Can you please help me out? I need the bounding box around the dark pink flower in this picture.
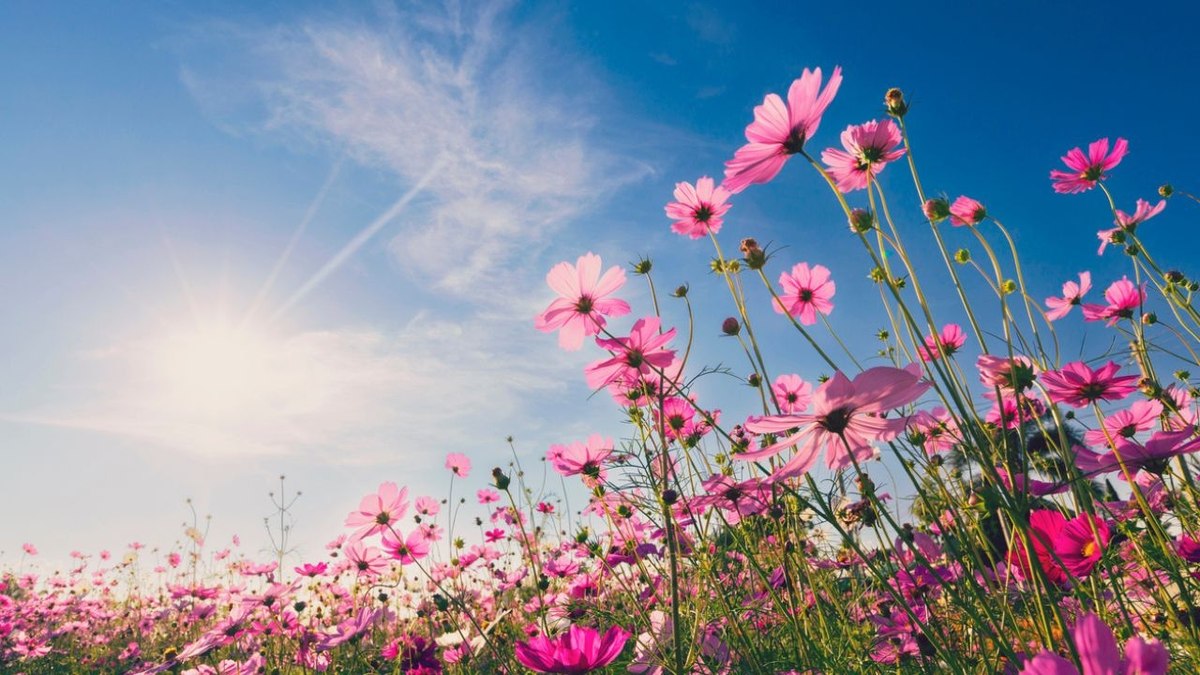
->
[722,67,843,193]
[743,365,929,480]
[1054,513,1110,578]
[1049,137,1129,194]
[535,253,632,351]
[917,324,967,361]
[820,118,906,192]
[1081,277,1145,325]
[1008,509,1068,585]
[948,196,987,226]
[585,317,677,390]
[514,624,631,674]
[1097,199,1165,254]
[773,262,835,325]
[665,176,732,239]
[1041,361,1139,408]
[1045,272,1092,321]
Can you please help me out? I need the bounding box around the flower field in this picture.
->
[5,66,1200,674]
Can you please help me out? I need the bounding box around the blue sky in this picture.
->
[2,1,1198,566]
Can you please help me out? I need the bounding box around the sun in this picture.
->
[149,320,278,419]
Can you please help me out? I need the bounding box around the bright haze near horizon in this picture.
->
[2,0,1198,570]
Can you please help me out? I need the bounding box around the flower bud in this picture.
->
[922,198,950,223]
[1001,279,1017,295]
[673,284,689,298]
[1143,312,1157,325]
[740,237,766,269]
[632,257,653,275]
[954,249,971,264]
[1175,370,1191,382]
[662,489,678,505]
[491,467,511,491]
[868,267,887,283]
[721,317,741,336]
[1166,270,1185,284]
[747,373,761,387]
[1159,184,1174,198]
[849,208,874,233]
[884,88,908,117]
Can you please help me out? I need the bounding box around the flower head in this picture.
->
[665,176,732,239]
[1020,612,1167,675]
[514,624,631,674]
[949,196,987,227]
[585,317,677,390]
[773,262,835,325]
[548,434,614,483]
[1041,361,1139,408]
[1081,277,1145,325]
[445,453,471,478]
[771,374,813,414]
[344,482,410,539]
[1045,272,1092,321]
[1097,199,1165,254]
[821,119,906,192]
[722,67,843,193]
[1049,137,1129,194]
[535,253,632,351]
[917,324,967,362]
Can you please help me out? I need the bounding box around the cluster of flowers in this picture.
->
[4,67,1198,673]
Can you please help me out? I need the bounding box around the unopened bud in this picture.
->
[633,258,653,275]
[662,489,678,505]
[1001,279,1017,295]
[849,208,874,233]
[954,248,970,264]
[740,238,766,269]
[1143,312,1157,325]
[1159,184,1174,198]
[673,284,689,298]
[491,467,510,491]
[747,373,761,387]
[884,88,908,117]
[1166,270,1185,284]
[869,267,887,283]
[721,317,741,336]
[923,198,950,223]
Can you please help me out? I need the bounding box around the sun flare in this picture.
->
[150,321,278,418]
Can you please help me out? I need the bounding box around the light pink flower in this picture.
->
[445,453,471,478]
[585,317,677,390]
[1097,199,1165,254]
[743,365,929,480]
[515,624,631,674]
[381,528,431,566]
[948,196,987,226]
[535,253,631,351]
[665,176,732,239]
[1084,399,1162,446]
[477,489,500,504]
[414,496,440,517]
[821,119,906,192]
[1049,137,1129,194]
[722,66,843,193]
[1041,361,1139,408]
[771,374,813,414]
[548,434,614,482]
[1020,612,1167,674]
[344,482,410,539]
[1081,277,1145,325]
[773,262,835,325]
[905,407,960,454]
[343,540,388,578]
[1045,272,1092,320]
[977,354,1040,394]
[1079,428,1200,477]
[994,468,1069,497]
[917,324,966,361]
[21,543,37,556]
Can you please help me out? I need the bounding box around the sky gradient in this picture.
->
[3,0,1198,568]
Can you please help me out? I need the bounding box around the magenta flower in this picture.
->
[1049,137,1129,194]
[948,195,987,226]
[548,434,614,482]
[344,482,410,539]
[994,467,1069,497]
[514,624,631,674]
[1081,277,1145,325]
[1009,509,1068,585]
[722,66,843,193]
[1080,428,1200,476]
[771,374,813,414]
[445,452,471,478]
[1041,361,1139,408]
[1098,199,1165,254]
[820,119,906,192]
[665,176,732,239]
[1020,612,1167,674]
[1045,272,1092,321]
[773,262,835,325]
[294,562,327,577]
[1054,513,1110,578]
[585,316,677,390]
[743,366,929,480]
[535,253,632,351]
[917,324,967,362]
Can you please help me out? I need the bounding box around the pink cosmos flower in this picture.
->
[414,496,440,517]
[1020,612,1167,675]
[820,118,906,192]
[1049,137,1129,194]
[1083,399,1162,447]
[445,453,471,478]
[1040,361,1139,408]
[722,66,843,193]
[294,562,328,577]
[1097,199,1166,254]
[1045,272,1092,320]
[994,467,1069,497]
[977,354,1040,394]
[381,528,431,565]
[514,624,631,674]
[21,543,37,556]
[1009,509,1068,585]
[917,324,967,361]
[477,489,500,504]
[948,196,987,227]
[485,528,506,543]
[535,253,632,351]
[343,540,388,578]
[1081,277,1145,325]
[585,316,677,390]
[665,176,732,239]
[344,482,410,539]
[774,262,835,325]
[743,365,930,480]
[1054,513,1110,578]
[548,434,614,482]
[771,374,813,414]
[905,407,960,454]
[1079,428,1200,476]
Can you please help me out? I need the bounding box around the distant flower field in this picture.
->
[6,66,1200,674]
